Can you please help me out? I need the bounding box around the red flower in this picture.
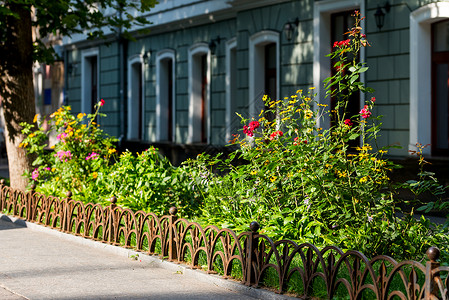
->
[370,97,376,103]
[344,119,353,126]
[293,137,307,145]
[359,105,371,119]
[269,130,283,140]
[243,125,253,137]
[100,99,105,106]
[249,120,260,131]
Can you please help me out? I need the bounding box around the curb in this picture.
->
[0,213,297,300]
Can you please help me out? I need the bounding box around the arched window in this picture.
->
[127,55,144,140]
[156,49,176,142]
[410,2,449,156]
[313,0,364,130]
[226,38,237,142]
[188,43,210,144]
[81,48,99,115]
[249,31,280,120]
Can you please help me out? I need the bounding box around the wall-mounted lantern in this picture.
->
[283,17,299,41]
[143,50,152,64]
[374,1,391,31]
[209,36,224,55]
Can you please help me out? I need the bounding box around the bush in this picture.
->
[183,12,449,260]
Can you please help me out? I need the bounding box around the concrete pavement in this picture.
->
[0,215,292,300]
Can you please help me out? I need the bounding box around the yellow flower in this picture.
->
[359,176,368,183]
[259,109,264,117]
[29,133,35,138]
[270,176,277,182]
[77,113,85,119]
[309,87,316,90]
[50,145,55,149]
[51,168,55,172]
[296,89,303,94]
[250,170,257,175]
[337,170,347,178]
[262,95,268,101]
[92,172,98,179]
[108,148,117,154]
[33,114,38,123]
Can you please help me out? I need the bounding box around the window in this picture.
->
[188,44,210,144]
[127,55,144,140]
[81,48,99,115]
[249,31,279,120]
[330,10,360,134]
[410,2,449,156]
[156,50,176,142]
[313,0,364,130]
[432,20,449,155]
[226,38,237,142]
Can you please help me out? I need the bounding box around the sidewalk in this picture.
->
[0,215,289,300]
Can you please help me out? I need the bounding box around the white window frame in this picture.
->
[81,48,99,115]
[313,0,365,130]
[127,54,145,140]
[410,2,449,155]
[188,43,211,144]
[226,38,237,143]
[248,31,280,120]
[156,49,176,142]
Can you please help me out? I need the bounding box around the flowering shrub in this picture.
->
[186,12,448,259]
[20,101,117,198]
[20,101,198,215]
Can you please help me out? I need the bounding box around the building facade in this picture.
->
[61,0,449,159]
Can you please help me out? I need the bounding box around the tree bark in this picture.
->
[0,2,36,190]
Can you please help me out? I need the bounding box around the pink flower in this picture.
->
[269,130,283,140]
[31,168,39,181]
[344,119,353,126]
[359,105,371,119]
[100,99,105,106]
[45,167,51,171]
[57,132,68,140]
[85,152,99,160]
[249,121,260,131]
[54,150,73,162]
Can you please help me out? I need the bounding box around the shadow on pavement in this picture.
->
[0,215,27,230]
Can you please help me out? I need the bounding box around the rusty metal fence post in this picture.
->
[168,206,178,261]
[244,221,260,287]
[425,246,441,300]
[27,183,36,222]
[108,196,117,244]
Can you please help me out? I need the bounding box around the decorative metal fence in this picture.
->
[0,181,448,299]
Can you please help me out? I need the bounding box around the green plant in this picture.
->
[20,100,117,201]
[184,11,448,260]
[102,147,200,217]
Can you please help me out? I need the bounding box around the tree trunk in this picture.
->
[0,2,36,190]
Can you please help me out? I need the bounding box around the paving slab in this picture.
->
[0,216,290,300]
